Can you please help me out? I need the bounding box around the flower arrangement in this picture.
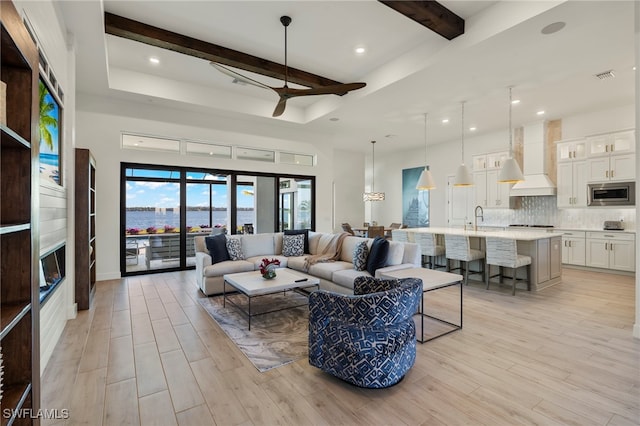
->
[146,226,157,234]
[126,227,141,235]
[259,258,280,280]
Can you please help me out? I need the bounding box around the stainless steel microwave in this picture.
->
[587,181,635,206]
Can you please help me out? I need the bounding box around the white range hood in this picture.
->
[510,121,557,196]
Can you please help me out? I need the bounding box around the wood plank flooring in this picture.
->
[41,268,640,425]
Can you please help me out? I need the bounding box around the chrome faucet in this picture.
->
[474,205,484,231]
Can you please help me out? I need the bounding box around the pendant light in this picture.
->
[416,113,436,190]
[498,87,525,183]
[363,140,385,201]
[454,101,473,186]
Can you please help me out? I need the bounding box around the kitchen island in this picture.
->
[406,227,564,291]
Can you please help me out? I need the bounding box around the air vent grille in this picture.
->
[595,70,615,80]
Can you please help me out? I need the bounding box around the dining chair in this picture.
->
[444,234,485,285]
[367,225,385,239]
[390,229,409,242]
[386,222,402,238]
[341,223,355,236]
[485,237,531,295]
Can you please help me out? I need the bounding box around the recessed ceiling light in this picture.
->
[442,118,449,124]
[536,110,545,116]
[149,57,160,64]
[469,127,477,131]
[633,66,637,71]
[541,21,566,35]
[354,46,366,55]
[511,99,521,105]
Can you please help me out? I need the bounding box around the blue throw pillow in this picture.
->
[205,234,230,264]
[284,229,309,254]
[366,237,389,276]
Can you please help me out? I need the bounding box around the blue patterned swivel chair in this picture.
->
[308,276,422,388]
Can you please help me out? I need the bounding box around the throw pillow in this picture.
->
[282,234,305,257]
[353,241,369,271]
[226,237,244,261]
[205,234,230,264]
[366,236,389,276]
[284,229,309,254]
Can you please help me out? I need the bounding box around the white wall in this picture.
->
[75,94,341,280]
[333,149,365,232]
[16,0,77,373]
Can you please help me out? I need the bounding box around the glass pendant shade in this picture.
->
[498,157,524,183]
[454,163,474,186]
[363,140,385,201]
[498,87,525,183]
[416,167,436,190]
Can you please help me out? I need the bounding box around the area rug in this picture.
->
[198,292,309,372]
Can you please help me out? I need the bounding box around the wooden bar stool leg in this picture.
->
[463,261,469,285]
[512,267,517,295]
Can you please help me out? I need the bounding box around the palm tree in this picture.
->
[39,81,57,151]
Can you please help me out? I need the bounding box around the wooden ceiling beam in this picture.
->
[378,0,464,40]
[104,12,343,88]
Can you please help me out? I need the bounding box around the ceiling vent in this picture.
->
[595,70,615,80]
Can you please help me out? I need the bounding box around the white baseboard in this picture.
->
[97,271,122,281]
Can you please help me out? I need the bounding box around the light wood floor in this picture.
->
[41,268,639,426]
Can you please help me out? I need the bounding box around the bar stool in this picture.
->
[391,229,409,242]
[485,237,531,295]
[444,234,485,285]
[413,232,445,269]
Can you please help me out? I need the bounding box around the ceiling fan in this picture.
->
[210,16,366,117]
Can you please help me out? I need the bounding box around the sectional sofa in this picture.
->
[194,232,421,296]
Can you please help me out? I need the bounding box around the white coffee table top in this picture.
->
[223,269,320,296]
[381,268,463,291]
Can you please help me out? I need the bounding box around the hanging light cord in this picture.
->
[461,101,465,163]
[508,87,513,157]
[371,141,375,192]
[424,113,428,169]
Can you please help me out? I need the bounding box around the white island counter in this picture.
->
[406,227,563,291]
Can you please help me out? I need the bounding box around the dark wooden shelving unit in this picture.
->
[1,1,41,424]
[75,148,96,310]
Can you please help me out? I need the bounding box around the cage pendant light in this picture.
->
[498,87,525,183]
[454,101,474,186]
[363,141,385,201]
[416,113,436,190]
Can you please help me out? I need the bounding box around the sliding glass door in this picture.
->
[121,164,315,276]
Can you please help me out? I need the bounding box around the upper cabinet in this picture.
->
[586,130,635,182]
[472,151,508,171]
[586,130,634,157]
[557,139,586,162]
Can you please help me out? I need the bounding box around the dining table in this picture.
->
[351,227,393,238]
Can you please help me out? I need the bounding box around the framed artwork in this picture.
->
[39,77,62,187]
[402,167,429,228]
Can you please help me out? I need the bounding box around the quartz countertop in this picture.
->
[406,227,564,241]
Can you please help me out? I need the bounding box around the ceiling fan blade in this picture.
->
[276,82,366,98]
[210,62,273,91]
[272,97,288,117]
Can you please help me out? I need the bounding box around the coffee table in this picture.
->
[222,269,319,330]
[381,267,463,343]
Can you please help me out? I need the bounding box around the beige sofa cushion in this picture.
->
[241,234,275,259]
[308,261,353,281]
[203,260,254,277]
[308,232,321,254]
[285,256,308,272]
[332,268,372,291]
[385,241,405,266]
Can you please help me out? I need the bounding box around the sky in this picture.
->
[126,179,254,208]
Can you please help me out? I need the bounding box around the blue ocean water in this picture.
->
[40,153,59,166]
[126,209,254,229]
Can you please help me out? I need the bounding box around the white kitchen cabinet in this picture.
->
[586,130,635,183]
[586,130,635,157]
[557,161,587,208]
[587,153,635,182]
[585,231,635,272]
[472,151,508,171]
[474,169,515,209]
[550,236,562,279]
[559,230,586,266]
[557,139,586,162]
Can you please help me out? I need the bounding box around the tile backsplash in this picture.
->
[482,196,636,230]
